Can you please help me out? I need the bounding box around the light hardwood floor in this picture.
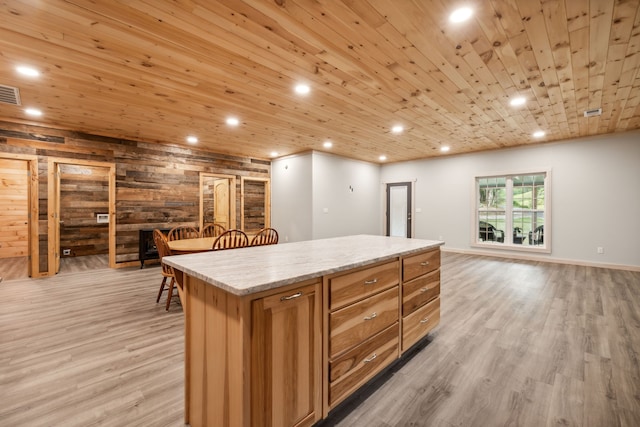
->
[1,254,638,426]
[0,254,110,281]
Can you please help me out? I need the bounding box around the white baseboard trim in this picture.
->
[441,247,640,272]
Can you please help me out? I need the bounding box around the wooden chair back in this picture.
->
[250,228,279,246]
[153,229,182,311]
[212,229,249,251]
[167,225,199,241]
[200,223,226,238]
[153,229,173,275]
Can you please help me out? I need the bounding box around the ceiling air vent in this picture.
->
[583,107,602,117]
[0,84,21,105]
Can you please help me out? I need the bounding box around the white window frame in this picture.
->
[471,168,551,253]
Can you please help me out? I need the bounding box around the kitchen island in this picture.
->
[164,234,443,427]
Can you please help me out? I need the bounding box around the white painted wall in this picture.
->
[381,130,640,268]
[271,152,313,243]
[311,152,382,239]
[271,151,382,242]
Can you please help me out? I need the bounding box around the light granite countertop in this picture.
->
[163,234,444,296]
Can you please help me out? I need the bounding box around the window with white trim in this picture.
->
[475,171,549,251]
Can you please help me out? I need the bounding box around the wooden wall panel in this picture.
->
[0,121,270,266]
[0,158,29,258]
[243,180,268,232]
[59,163,110,257]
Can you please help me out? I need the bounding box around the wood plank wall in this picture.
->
[243,180,267,232]
[59,163,110,258]
[0,158,29,258]
[0,121,270,270]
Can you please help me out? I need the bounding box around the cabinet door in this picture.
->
[251,280,321,427]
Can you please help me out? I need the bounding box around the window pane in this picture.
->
[512,211,531,244]
[479,178,506,209]
[478,212,505,243]
[477,172,547,249]
[529,212,545,246]
[535,187,545,209]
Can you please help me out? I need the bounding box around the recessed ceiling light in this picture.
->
[226,117,239,126]
[533,130,546,138]
[323,141,333,148]
[294,84,310,95]
[379,155,387,161]
[449,7,473,23]
[510,96,526,107]
[25,108,42,116]
[186,136,198,144]
[441,146,450,152]
[391,125,404,134]
[270,151,279,157]
[16,66,40,77]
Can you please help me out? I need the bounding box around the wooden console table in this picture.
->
[164,235,443,427]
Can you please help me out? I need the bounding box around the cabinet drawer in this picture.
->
[402,297,440,352]
[330,260,399,311]
[329,286,398,358]
[403,249,440,282]
[329,324,399,408]
[402,269,440,316]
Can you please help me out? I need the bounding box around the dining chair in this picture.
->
[200,223,226,238]
[153,229,182,310]
[167,225,199,241]
[212,229,249,250]
[250,227,279,246]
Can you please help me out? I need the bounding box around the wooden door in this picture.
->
[213,178,230,229]
[251,280,322,427]
[0,158,29,261]
[199,173,236,230]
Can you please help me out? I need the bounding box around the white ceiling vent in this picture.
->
[0,84,21,105]
[583,107,602,117]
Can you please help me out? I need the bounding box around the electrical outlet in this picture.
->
[597,247,604,254]
[63,249,71,256]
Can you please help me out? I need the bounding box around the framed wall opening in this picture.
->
[0,153,40,278]
[47,158,116,275]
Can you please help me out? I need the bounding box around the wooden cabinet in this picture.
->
[401,248,441,352]
[251,281,322,427]
[326,260,400,409]
[183,276,321,427]
[176,239,442,427]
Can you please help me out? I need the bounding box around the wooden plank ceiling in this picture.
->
[0,0,639,163]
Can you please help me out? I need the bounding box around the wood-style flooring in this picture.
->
[0,254,109,281]
[1,253,639,426]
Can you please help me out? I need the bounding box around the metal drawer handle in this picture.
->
[363,353,377,363]
[280,292,302,301]
[364,312,378,321]
[420,317,430,324]
[364,278,378,285]
[420,287,428,293]
[420,261,430,266]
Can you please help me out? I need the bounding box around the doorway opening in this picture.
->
[48,159,115,275]
[200,173,237,230]
[386,182,412,238]
[0,154,39,279]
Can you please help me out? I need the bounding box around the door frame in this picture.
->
[47,158,116,275]
[385,181,413,238]
[199,172,237,230]
[0,153,40,277]
[240,177,271,232]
